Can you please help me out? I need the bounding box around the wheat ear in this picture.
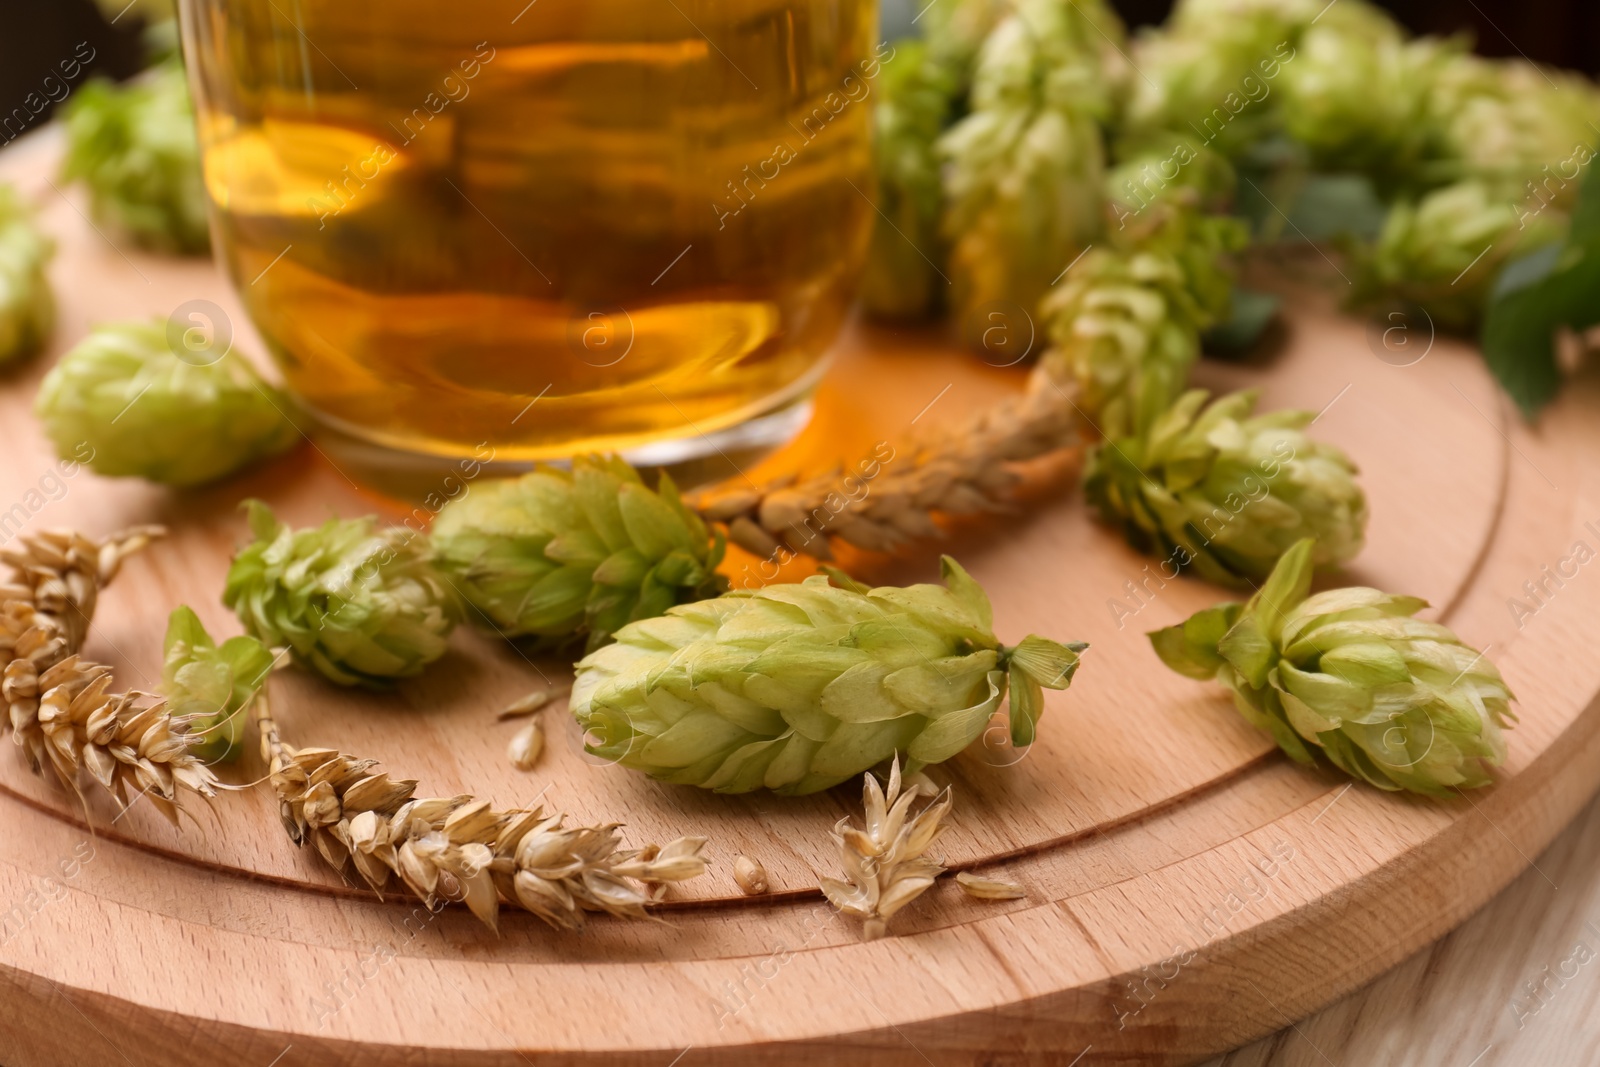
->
[0,527,220,824]
[691,361,1080,560]
[255,696,709,932]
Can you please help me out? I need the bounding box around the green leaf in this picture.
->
[1007,668,1044,748]
[1480,165,1600,419]
[1481,242,1600,418]
[243,499,282,543]
[1567,164,1600,245]
[1235,168,1387,244]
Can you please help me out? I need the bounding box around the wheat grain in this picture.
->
[954,871,1026,900]
[507,717,544,771]
[733,855,770,895]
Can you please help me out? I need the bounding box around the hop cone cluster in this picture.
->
[432,456,727,653]
[61,62,209,255]
[258,706,708,932]
[1086,389,1366,586]
[224,502,460,687]
[938,0,1123,325]
[160,605,275,763]
[1151,539,1515,795]
[572,557,1086,795]
[35,320,300,486]
[0,183,55,365]
[861,0,1011,320]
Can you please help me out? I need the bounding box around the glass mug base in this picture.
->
[302,382,817,504]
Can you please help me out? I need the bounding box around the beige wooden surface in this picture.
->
[1202,782,1600,1067]
[3,127,1600,1065]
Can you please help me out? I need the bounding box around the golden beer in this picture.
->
[180,0,879,463]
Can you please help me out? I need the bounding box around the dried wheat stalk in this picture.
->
[0,526,162,673]
[0,527,218,824]
[692,362,1079,560]
[821,759,952,941]
[256,696,709,932]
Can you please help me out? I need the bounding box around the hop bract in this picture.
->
[224,502,460,687]
[571,558,1086,794]
[61,61,209,255]
[0,183,55,366]
[160,605,275,763]
[431,456,727,652]
[35,320,299,486]
[1150,539,1515,796]
[1086,389,1366,586]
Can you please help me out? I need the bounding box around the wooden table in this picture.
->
[4,126,1600,1066]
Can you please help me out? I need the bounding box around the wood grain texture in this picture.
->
[1200,779,1600,1067]
[2,130,1599,1066]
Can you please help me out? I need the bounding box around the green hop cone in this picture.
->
[431,456,727,653]
[571,558,1086,795]
[1351,180,1565,333]
[160,605,276,763]
[224,501,461,687]
[1085,388,1367,586]
[1105,132,1238,225]
[938,0,1123,326]
[1150,539,1515,796]
[0,183,55,366]
[1426,53,1600,203]
[1122,0,1313,160]
[1279,23,1450,194]
[35,320,300,486]
[920,0,1012,65]
[61,61,208,255]
[1041,200,1246,440]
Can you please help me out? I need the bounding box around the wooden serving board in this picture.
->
[3,131,1600,1067]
